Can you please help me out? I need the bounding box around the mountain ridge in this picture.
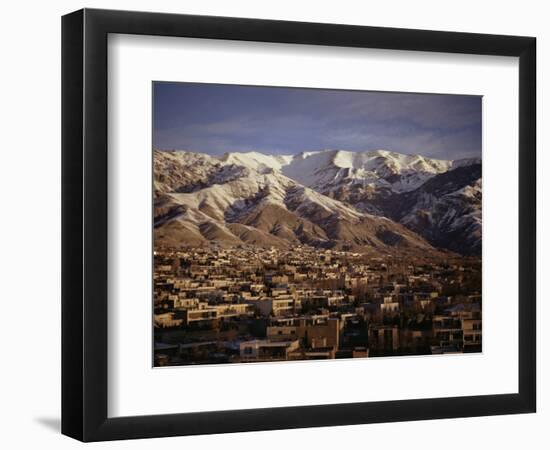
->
[154,149,481,255]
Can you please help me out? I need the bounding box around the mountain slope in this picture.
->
[360,164,482,255]
[153,150,447,255]
[276,149,482,255]
[282,149,459,194]
[393,165,482,255]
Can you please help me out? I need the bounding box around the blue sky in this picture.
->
[153,82,481,160]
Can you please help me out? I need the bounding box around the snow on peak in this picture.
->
[156,148,479,196]
[220,151,293,172]
[278,149,455,193]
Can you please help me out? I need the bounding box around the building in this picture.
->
[154,312,184,328]
[380,296,400,315]
[256,296,298,317]
[369,325,400,353]
[239,339,300,362]
[461,311,482,351]
[432,315,463,348]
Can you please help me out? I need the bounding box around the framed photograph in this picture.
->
[62,8,536,442]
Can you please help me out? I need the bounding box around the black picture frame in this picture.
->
[62,8,536,442]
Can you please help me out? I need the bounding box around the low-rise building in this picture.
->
[256,296,298,317]
[239,339,300,362]
[154,312,184,328]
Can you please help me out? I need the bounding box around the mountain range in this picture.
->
[154,149,481,256]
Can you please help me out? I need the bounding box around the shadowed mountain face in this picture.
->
[153,149,481,256]
[368,165,482,255]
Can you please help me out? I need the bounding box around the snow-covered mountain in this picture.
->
[384,164,482,255]
[154,150,444,255]
[154,149,481,255]
[282,149,456,194]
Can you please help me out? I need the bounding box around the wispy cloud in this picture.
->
[153,82,481,160]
